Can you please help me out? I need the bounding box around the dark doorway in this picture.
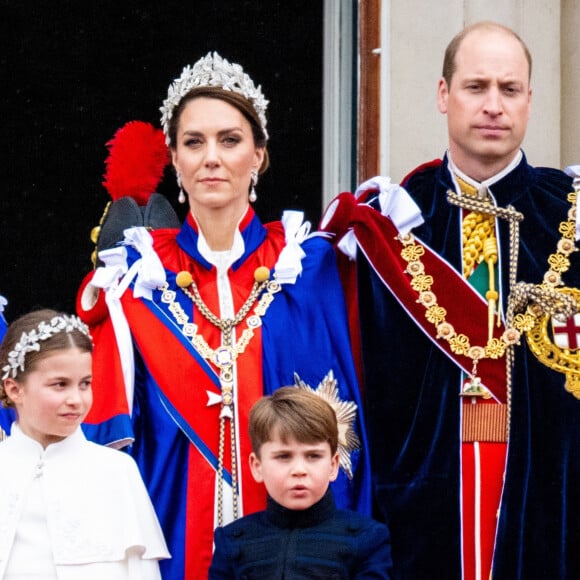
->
[0,1,324,320]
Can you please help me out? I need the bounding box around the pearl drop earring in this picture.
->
[249,169,258,203]
[177,173,186,204]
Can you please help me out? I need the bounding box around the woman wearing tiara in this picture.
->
[77,53,371,579]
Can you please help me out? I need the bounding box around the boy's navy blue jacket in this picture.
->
[209,489,392,579]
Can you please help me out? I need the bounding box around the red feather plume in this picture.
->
[102,121,170,205]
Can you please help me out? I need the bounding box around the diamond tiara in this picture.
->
[1,315,91,380]
[160,52,269,146]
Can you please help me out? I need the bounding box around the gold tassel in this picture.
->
[484,236,499,342]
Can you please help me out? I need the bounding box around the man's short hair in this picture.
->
[249,386,338,457]
[442,21,532,86]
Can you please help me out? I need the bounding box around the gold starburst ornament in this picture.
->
[293,371,361,479]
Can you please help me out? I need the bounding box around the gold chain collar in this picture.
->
[398,233,521,384]
[158,265,281,525]
[161,266,279,389]
[506,188,578,333]
[522,187,580,397]
[398,184,579,405]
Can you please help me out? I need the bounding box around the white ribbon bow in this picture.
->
[123,227,166,299]
[335,175,425,260]
[89,227,166,416]
[89,246,135,414]
[355,175,424,234]
[274,210,311,284]
[92,247,129,293]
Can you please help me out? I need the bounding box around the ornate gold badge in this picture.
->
[519,182,580,397]
[293,371,361,479]
[526,287,580,398]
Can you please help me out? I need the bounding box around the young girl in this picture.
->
[0,309,169,579]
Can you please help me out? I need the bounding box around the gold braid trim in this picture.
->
[456,176,496,278]
[462,213,494,277]
[160,267,281,525]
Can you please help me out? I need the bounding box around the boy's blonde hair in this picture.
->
[249,386,338,457]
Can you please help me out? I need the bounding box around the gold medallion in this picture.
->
[526,286,580,398]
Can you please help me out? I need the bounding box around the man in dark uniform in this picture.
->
[322,20,580,580]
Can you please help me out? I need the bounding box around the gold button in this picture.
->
[176,271,193,288]
[254,266,270,283]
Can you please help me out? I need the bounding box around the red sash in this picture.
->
[321,192,507,402]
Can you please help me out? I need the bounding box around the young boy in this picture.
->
[209,386,392,578]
